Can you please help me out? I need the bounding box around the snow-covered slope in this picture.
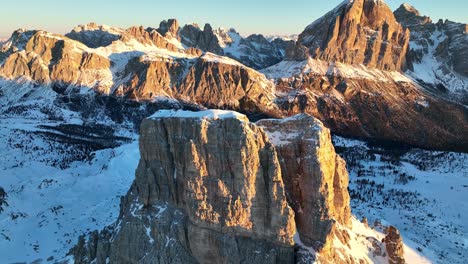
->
[262,58,412,83]
[0,81,141,263]
[394,3,468,103]
[334,136,468,264]
[406,30,468,97]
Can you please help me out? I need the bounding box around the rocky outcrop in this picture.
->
[257,114,351,247]
[70,110,374,264]
[118,53,277,113]
[393,3,432,28]
[292,0,410,71]
[120,26,181,52]
[71,110,297,264]
[180,23,224,55]
[157,19,180,39]
[383,226,406,264]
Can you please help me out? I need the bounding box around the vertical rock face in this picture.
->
[136,110,296,246]
[257,114,351,247]
[72,110,297,264]
[70,110,359,264]
[293,0,410,71]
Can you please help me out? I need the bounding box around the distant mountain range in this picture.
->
[1,1,467,264]
[1,0,466,151]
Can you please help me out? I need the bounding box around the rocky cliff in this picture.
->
[0,29,277,114]
[70,110,378,264]
[383,226,406,264]
[257,114,351,247]
[292,0,410,71]
[71,110,296,263]
[116,52,277,113]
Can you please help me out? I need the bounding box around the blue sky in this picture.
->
[1,0,467,38]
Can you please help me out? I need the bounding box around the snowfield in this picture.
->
[0,110,139,262]
[334,136,468,264]
[0,81,141,263]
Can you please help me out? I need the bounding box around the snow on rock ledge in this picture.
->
[150,109,249,122]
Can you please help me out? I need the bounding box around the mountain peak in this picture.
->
[157,18,179,38]
[394,3,432,27]
[293,0,409,71]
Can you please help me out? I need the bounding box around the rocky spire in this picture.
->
[157,18,180,38]
[384,226,406,264]
[179,23,224,54]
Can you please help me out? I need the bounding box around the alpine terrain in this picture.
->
[0,0,466,263]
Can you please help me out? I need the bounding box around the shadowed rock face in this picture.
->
[393,3,432,28]
[70,111,360,264]
[157,19,180,38]
[394,3,468,78]
[272,70,468,152]
[66,23,122,48]
[292,0,410,71]
[180,23,225,55]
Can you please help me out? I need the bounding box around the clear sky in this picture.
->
[0,0,466,39]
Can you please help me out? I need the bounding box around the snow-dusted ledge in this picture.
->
[150,109,248,121]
